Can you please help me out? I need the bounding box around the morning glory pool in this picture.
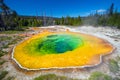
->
[12,31,114,70]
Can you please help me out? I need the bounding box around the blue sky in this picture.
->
[4,0,120,17]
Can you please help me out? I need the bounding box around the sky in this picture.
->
[4,0,120,17]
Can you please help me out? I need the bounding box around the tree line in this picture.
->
[0,0,82,31]
[55,16,82,26]
[83,3,120,29]
[0,0,44,31]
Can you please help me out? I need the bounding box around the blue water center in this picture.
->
[25,34,84,55]
[37,34,83,54]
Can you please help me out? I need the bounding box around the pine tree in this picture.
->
[108,3,114,16]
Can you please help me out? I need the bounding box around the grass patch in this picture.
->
[5,76,15,80]
[113,77,120,80]
[0,50,7,57]
[0,60,6,65]
[2,45,9,48]
[0,71,8,80]
[34,74,78,80]
[8,36,24,45]
[8,40,18,45]
[108,59,119,73]
[89,72,112,80]
[0,36,12,41]
[0,31,24,34]
[0,51,4,57]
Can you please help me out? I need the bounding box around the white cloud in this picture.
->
[81,12,90,17]
[90,9,106,13]
[97,9,106,13]
[81,9,106,17]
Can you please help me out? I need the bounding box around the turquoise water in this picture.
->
[24,34,84,55]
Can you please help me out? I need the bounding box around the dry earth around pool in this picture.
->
[0,26,120,80]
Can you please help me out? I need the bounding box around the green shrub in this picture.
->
[108,59,119,73]
[0,60,6,65]
[0,71,8,80]
[2,45,9,48]
[89,72,112,80]
[0,50,7,57]
[5,76,15,80]
[0,31,23,34]
[8,36,24,45]
[113,77,120,80]
[0,36,12,41]
[34,74,78,80]
[0,52,4,57]
[8,40,17,45]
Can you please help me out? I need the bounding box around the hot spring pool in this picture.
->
[12,31,114,70]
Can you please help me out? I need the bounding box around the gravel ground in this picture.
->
[0,26,120,80]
